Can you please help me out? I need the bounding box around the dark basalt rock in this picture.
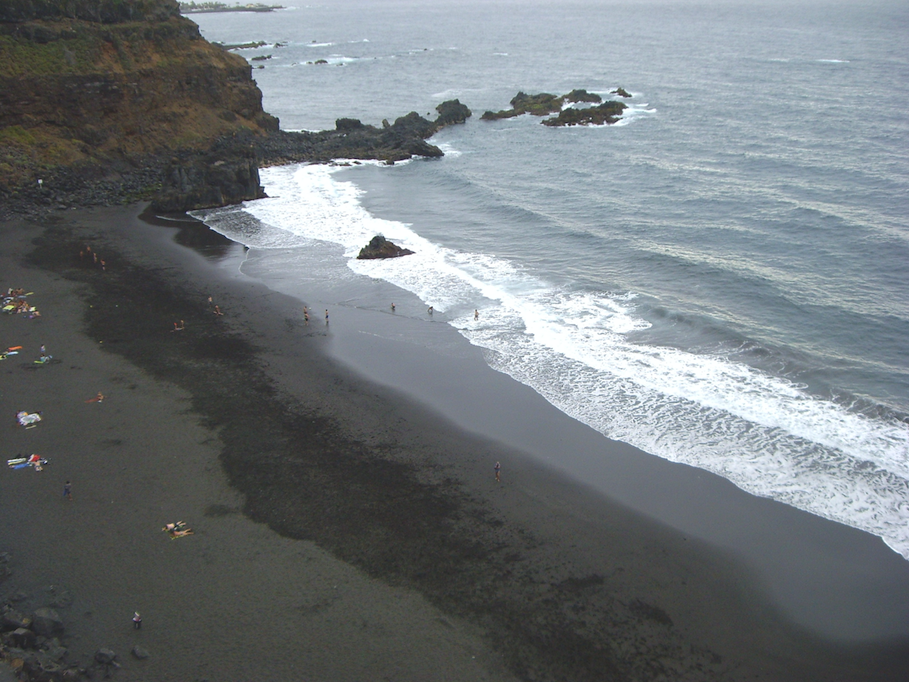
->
[434,99,472,127]
[0,0,471,217]
[611,87,632,98]
[30,608,64,638]
[132,645,151,660]
[565,89,602,104]
[94,648,117,665]
[542,100,627,127]
[481,91,562,120]
[254,99,471,168]
[357,235,414,260]
[151,134,265,213]
[482,89,627,127]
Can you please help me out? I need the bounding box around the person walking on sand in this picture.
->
[494,461,501,483]
[133,612,142,629]
[63,480,72,501]
[391,302,396,312]
[325,309,329,324]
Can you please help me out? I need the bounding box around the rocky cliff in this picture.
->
[0,0,277,204]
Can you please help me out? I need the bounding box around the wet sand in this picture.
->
[1,204,907,681]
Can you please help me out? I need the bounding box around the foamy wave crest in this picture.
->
[220,162,909,560]
[614,102,656,127]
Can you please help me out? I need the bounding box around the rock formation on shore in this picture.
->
[254,99,472,168]
[357,235,414,260]
[481,89,628,126]
[0,0,473,216]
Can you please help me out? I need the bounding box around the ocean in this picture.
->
[188,0,909,559]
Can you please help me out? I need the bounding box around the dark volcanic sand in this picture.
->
[1,205,907,681]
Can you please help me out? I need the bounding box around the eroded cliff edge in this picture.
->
[0,0,473,217]
[0,0,280,212]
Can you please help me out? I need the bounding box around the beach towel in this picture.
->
[16,411,41,427]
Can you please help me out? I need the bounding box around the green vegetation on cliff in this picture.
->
[0,0,277,191]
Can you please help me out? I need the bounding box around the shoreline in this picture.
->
[1,204,907,680]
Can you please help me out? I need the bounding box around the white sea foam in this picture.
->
[436,142,462,157]
[614,102,657,127]
[198,163,909,560]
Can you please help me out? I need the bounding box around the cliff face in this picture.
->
[0,0,277,194]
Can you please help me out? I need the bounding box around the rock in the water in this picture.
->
[132,645,151,660]
[541,100,627,127]
[482,89,628,126]
[565,89,602,104]
[357,235,414,260]
[30,608,63,637]
[434,99,472,127]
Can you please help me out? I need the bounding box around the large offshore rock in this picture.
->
[357,235,414,260]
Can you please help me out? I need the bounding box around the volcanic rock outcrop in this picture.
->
[255,99,472,168]
[357,235,414,260]
[481,89,628,126]
[0,1,473,216]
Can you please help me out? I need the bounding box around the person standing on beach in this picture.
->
[474,309,479,321]
[325,309,329,324]
[133,612,142,629]
[63,481,72,500]
[391,302,396,312]
[494,461,501,483]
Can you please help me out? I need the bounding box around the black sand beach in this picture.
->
[1,205,908,681]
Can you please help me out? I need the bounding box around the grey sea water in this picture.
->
[189,0,909,558]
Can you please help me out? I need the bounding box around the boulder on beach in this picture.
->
[94,648,117,665]
[30,607,63,637]
[1,608,28,630]
[8,627,36,649]
[357,236,414,260]
[132,645,151,660]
